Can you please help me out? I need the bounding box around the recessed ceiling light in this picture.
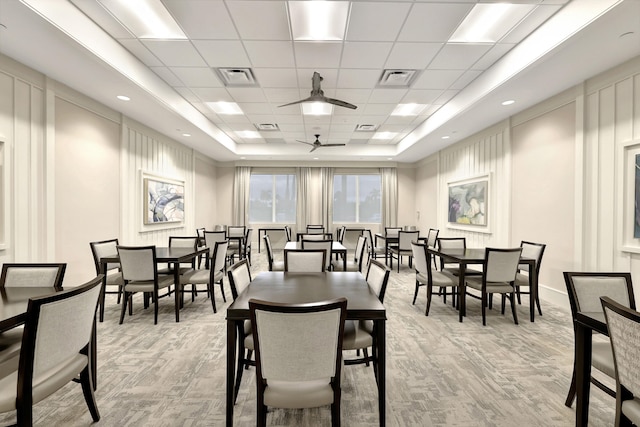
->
[97,0,187,39]
[502,100,515,106]
[240,157,246,160]
[449,3,535,43]
[373,132,397,140]
[117,95,130,101]
[182,133,191,137]
[302,102,333,116]
[313,157,319,160]
[206,101,244,115]
[442,136,450,139]
[288,1,349,41]
[236,131,262,139]
[391,104,427,116]
[387,158,393,160]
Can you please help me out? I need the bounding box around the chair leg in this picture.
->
[536,295,543,316]
[153,290,159,325]
[481,292,487,326]
[425,285,433,316]
[564,368,577,407]
[516,285,522,304]
[208,284,217,313]
[80,364,101,421]
[220,279,226,302]
[412,280,420,304]
[510,293,519,325]
[119,291,129,324]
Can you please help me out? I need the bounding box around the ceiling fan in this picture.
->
[278,72,357,110]
[298,134,346,153]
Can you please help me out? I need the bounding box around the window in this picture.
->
[333,174,381,223]
[249,174,296,223]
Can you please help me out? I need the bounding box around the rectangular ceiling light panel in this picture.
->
[391,103,427,116]
[449,3,536,43]
[288,1,349,41]
[302,102,334,115]
[98,0,187,39]
[206,101,244,115]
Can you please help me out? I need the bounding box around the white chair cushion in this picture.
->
[271,260,285,272]
[264,378,334,409]
[342,319,373,350]
[125,275,173,292]
[622,397,640,425]
[466,277,513,294]
[591,340,615,377]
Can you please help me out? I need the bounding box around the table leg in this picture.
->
[343,250,347,271]
[99,262,108,322]
[91,317,97,390]
[530,261,537,322]
[258,231,262,253]
[575,322,592,426]
[458,263,467,322]
[174,266,181,322]
[226,319,238,427]
[375,319,386,427]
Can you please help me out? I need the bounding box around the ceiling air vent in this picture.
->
[255,123,279,131]
[378,69,418,88]
[215,68,258,87]
[355,124,378,132]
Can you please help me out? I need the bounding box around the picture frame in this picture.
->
[447,174,490,232]
[619,139,640,253]
[142,173,185,226]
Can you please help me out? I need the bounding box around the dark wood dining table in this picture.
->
[285,241,348,270]
[374,233,399,266]
[573,310,606,427]
[225,271,387,426]
[426,247,538,322]
[99,246,208,322]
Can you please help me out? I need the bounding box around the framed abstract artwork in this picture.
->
[447,174,490,232]
[143,174,185,225]
[620,140,640,253]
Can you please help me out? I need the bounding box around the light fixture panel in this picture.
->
[288,1,349,41]
[449,3,535,43]
[98,0,187,39]
[206,101,244,115]
[302,102,333,116]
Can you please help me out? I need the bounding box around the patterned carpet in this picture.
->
[0,250,617,426]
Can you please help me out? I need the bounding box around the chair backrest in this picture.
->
[284,225,292,241]
[227,225,246,238]
[244,228,253,253]
[299,233,327,241]
[90,238,119,274]
[426,228,439,247]
[214,224,227,232]
[196,228,206,239]
[385,227,402,238]
[117,245,157,282]
[266,228,288,250]
[336,226,346,243]
[263,235,276,271]
[284,249,326,272]
[354,235,367,268]
[211,240,230,275]
[404,225,417,231]
[366,259,390,303]
[0,264,66,291]
[411,241,429,275]
[483,247,522,283]
[343,228,364,251]
[564,272,636,317]
[19,275,102,407]
[601,297,640,406]
[169,236,198,249]
[364,229,375,251]
[228,259,252,300]
[205,231,227,256]
[306,225,325,234]
[437,237,466,250]
[250,297,347,392]
[398,231,419,251]
[302,239,333,270]
[519,240,546,273]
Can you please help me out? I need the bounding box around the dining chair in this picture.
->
[179,240,229,313]
[306,224,325,234]
[157,236,199,276]
[0,263,68,374]
[425,228,439,270]
[0,276,102,426]
[336,225,346,243]
[214,224,227,232]
[464,247,523,325]
[284,249,326,272]
[249,297,347,427]
[601,296,640,426]
[411,241,457,315]
[284,225,292,241]
[563,272,635,407]
[301,239,333,271]
[298,233,329,241]
[515,240,546,315]
[263,235,284,272]
[333,235,367,273]
[117,245,175,324]
[227,260,254,404]
[389,230,419,272]
[342,228,365,251]
[204,230,228,268]
[195,228,206,267]
[342,259,389,379]
[243,228,253,265]
[90,238,123,304]
[365,229,386,262]
[227,226,246,259]
[436,237,482,277]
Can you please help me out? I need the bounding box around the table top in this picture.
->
[0,286,58,332]
[285,241,346,251]
[101,246,208,264]
[226,271,386,321]
[428,247,536,264]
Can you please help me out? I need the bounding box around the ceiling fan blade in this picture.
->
[309,145,319,153]
[324,97,358,110]
[278,97,313,108]
[321,143,346,147]
[296,140,314,146]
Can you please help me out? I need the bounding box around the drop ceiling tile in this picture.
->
[263,88,304,103]
[226,1,290,40]
[384,43,443,69]
[346,2,411,41]
[337,69,381,89]
[412,69,464,90]
[398,3,473,42]
[429,44,493,70]
[237,103,274,115]
[149,67,182,86]
[192,41,251,67]
[164,0,238,39]
[330,124,359,133]
[227,87,268,103]
[174,87,199,103]
[368,88,407,104]
[220,115,252,125]
[384,115,415,125]
[190,87,233,102]
[252,68,298,88]
[294,42,342,69]
[142,40,207,67]
[361,104,396,115]
[278,123,305,132]
[435,89,459,104]
[401,89,442,104]
[119,39,163,66]
[341,42,393,69]
[244,41,295,68]
[297,69,338,88]
[472,43,516,70]
[334,88,372,104]
[170,67,222,87]
[275,115,305,125]
[450,70,482,90]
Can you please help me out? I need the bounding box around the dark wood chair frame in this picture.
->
[0,263,66,291]
[515,240,546,315]
[284,249,327,272]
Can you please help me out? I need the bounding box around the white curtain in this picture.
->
[321,167,334,232]
[296,167,311,233]
[381,167,397,229]
[233,166,251,225]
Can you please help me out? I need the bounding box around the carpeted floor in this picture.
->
[0,249,617,426]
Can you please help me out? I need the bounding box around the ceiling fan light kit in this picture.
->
[297,134,346,153]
